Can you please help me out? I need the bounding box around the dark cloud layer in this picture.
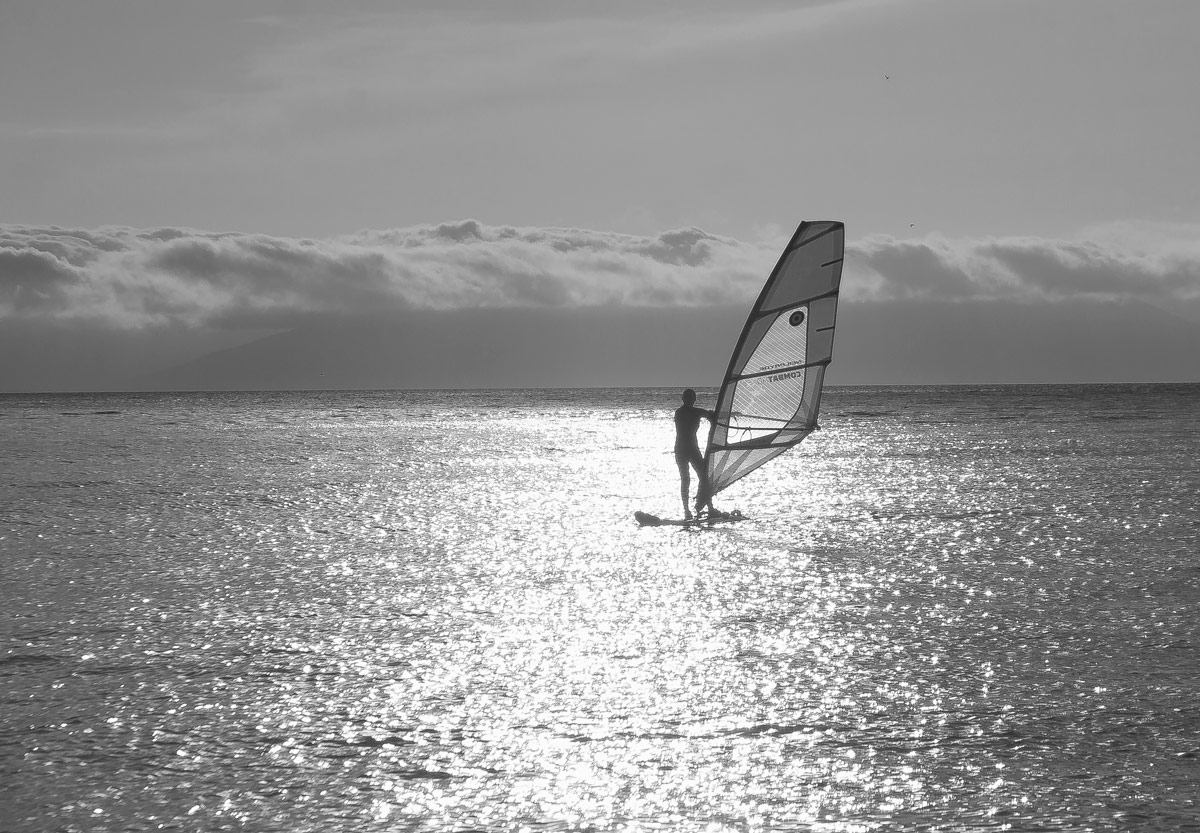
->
[850,231,1200,304]
[3,221,1199,336]
[0,221,770,329]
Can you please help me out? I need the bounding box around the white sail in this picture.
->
[704,221,844,496]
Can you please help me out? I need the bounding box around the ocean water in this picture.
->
[2,384,1198,832]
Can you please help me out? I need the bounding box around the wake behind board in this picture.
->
[635,510,746,528]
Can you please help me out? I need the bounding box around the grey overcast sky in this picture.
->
[2,0,1199,389]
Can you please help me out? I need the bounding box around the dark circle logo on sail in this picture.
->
[789,310,806,326]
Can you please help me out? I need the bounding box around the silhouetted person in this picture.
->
[675,388,714,519]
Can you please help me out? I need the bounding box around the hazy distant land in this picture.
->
[4,299,1197,393]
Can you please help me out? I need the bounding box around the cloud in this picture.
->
[3,220,1199,332]
[847,228,1200,303]
[248,2,909,109]
[0,221,776,329]
[0,246,83,312]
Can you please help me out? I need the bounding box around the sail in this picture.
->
[704,220,844,496]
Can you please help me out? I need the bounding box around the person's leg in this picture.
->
[690,451,711,514]
[676,456,692,518]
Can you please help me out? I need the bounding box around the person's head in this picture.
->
[682,388,696,405]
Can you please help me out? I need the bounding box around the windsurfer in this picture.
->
[674,388,715,519]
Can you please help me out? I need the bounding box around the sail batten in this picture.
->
[732,358,830,382]
[703,220,844,497]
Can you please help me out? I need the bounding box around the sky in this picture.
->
[2,0,1199,390]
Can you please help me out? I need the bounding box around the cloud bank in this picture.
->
[3,220,1199,332]
[852,227,1200,305]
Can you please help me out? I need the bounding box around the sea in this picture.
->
[2,384,1198,832]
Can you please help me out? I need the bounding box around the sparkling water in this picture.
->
[2,385,1198,831]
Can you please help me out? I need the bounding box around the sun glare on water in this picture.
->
[3,387,1197,831]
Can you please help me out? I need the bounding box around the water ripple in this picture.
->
[1,386,1197,831]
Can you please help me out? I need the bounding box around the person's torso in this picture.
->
[674,405,703,450]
